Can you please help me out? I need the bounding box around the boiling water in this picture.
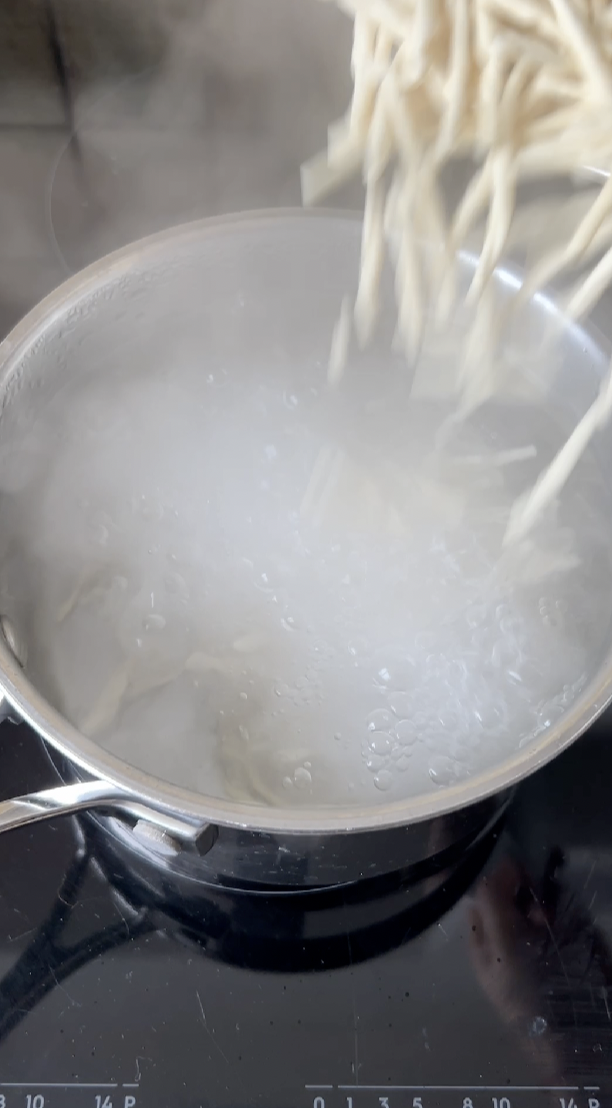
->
[0,333,611,808]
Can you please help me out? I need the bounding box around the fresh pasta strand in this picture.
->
[505,358,612,545]
[303,0,612,543]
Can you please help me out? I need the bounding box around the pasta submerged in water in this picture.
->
[301,0,612,543]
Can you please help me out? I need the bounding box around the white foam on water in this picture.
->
[0,331,611,809]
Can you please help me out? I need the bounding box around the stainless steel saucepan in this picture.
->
[0,210,609,890]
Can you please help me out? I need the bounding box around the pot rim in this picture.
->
[0,208,609,836]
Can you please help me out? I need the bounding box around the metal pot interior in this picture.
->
[0,211,611,832]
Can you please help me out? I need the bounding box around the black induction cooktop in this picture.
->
[0,716,610,1108]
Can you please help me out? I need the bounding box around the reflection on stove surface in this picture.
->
[0,723,610,1103]
[0,812,499,1047]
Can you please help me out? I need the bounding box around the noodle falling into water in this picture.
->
[302,0,612,543]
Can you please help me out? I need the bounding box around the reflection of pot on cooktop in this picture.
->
[2,724,612,1098]
[0,805,500,1046]
[89,809,502,974]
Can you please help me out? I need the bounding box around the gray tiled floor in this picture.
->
[0,0,358,335]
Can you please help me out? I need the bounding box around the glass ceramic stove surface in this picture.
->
[0,721,610,1108]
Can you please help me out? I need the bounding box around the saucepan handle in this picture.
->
[0,773,218,855]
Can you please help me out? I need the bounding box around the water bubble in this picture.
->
[530,1016,548,1037]
[388,691,413,717]
[376,650,416,689]
[533,700,564,735]
[428,755,467,787]
[395,719,418,746]
[569,672,587,697]
[436,709,462,733]
[367,707,395,733]
[537,594,566,630]
[473,703,508,733]
[365,753,386,772]
[294,767,312,790]
[374,769,393,792]
[368,731,392,755]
